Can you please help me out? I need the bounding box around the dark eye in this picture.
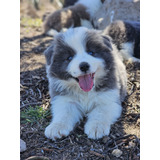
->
[67,56,73,61]
[88,52,93,55]
[87,51,97,57]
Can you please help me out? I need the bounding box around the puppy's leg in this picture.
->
[84,94,122,139]
[45,96,82,140]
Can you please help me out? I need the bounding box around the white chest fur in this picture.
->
[51,78,120,115]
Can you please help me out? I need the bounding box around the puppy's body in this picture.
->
[103,20,140,62]
[44,0,104,36]
[44,27,127,140]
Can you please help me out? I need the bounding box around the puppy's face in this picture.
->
[45,27,114,92]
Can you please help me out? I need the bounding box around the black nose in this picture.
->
[79,62,90,72]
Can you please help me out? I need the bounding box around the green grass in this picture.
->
[21,17,42,28]
[21,106,50,125]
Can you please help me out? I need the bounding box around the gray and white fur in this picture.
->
[103,20,140,62]
[43,0,104,36]
[44,27,127,140]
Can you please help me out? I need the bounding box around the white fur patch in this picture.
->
[77,0,103,17]
[45,96,83,140]
[46,29,59,37]
[45,88,122,140]
[64,27,87,53]
[84,90,122,139]
[80,19,93,29]
[120,42,140,62]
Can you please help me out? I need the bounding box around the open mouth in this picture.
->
[75,73,95,92]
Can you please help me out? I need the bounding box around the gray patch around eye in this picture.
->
[48,36,76,81]
[44,43,54,65]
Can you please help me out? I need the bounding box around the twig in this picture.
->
[37,147,61,154]
[48,143,64,150]
[69,136,73,144]
[20,84,28,89]
[114,134,137,142]
[128,85,135,96]
[41,147,53,152]
[107,142,125,151]
[107,134,139,146]
[37,88,42,99]
[26,156,50,160]
[89,150,105,158]
[20,102,42,108]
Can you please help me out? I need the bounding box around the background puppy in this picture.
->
[103,20,140,62]
[44,27,127,140]
[43,0,104,36]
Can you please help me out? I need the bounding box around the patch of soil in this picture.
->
[20,1,140,159]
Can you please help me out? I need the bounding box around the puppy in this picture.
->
[44,27,127,140]
[103,20,140,62]
[43,0,104,36]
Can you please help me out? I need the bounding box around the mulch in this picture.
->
[20,2,140,159]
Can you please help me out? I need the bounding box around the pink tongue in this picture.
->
[78,74,93,92]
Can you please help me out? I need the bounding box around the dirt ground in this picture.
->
[20,1,140,159]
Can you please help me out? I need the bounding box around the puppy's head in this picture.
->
[44,27,114,92]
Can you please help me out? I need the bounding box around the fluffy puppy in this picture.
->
[103,20,140,62]
[43,0,104,36]
[44,27,127,140]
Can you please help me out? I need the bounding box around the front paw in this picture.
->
[45,122,73,140]
[84,121,110,139]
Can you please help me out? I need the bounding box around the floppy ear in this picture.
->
[44,43,54,65]
[102,35,113,51]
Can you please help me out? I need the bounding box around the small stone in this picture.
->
[20,139,26,152]
[130,77,135,82]
[112,149,122,158]
[129,141,136,148]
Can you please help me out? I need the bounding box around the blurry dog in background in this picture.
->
[103,20,140,62]
[43,0,105,36]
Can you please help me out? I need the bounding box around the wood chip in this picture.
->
[26,156,50,160]
[89,150,105,158]
[41,147,53,152]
